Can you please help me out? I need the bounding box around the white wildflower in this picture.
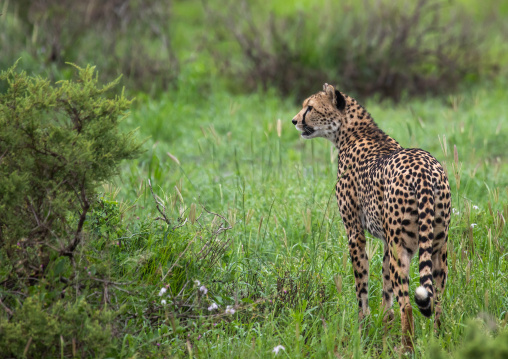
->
[161,299,167,305]
[272,345,285,355]
[194,280,201,286]
[225,305,235,315]
[158,287,167,296]
[470,223,477,228]
[473,205,479,210]
[199,285,208,294]
[452,208,460,215]
[208,302,219,311]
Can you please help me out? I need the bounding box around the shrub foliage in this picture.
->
[2,0,178,94]
[0,63,142,286]
[0,297,114,358]
[3,0,504,100]
[207,0,499,100]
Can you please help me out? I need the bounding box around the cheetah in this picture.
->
[292,84,451,351]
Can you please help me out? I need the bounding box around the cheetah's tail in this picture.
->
[415,286,432,317]
[415,183,435,318]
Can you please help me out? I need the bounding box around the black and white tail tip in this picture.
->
[415,286,432,317]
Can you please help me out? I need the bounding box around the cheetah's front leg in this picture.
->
[345,224,370,323]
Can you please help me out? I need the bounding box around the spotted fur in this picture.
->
[292,84,451,351]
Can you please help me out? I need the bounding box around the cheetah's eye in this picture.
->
[305,106,313,113]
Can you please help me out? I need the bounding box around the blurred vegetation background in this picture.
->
[2,0,507,100]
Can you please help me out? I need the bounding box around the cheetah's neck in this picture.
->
[336,96,401,155]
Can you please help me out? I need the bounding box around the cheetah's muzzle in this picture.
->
[302,124,315,136]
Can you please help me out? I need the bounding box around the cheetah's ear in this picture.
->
[323,83,346,111]
[323,83,335,100]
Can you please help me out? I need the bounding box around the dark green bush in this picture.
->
[459,320,508,359]
[0,63,146,357]
[207,0,502,100]
[0,62,142,286]
[0,296,114,358]
[1,0,178,94]
[2,1,504,100]
[427,320,508,359]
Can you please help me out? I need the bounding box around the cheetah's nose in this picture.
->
[292,118,297,125]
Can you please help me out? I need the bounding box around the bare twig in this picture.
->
[201,205,231,227]
[194,205,234,265]
[1,290,27,298]
[61,175,90,258]
[86,291,102,299]
[0,297,13,317]
[23,337,33,357]
[103,282,109,305]
[206,234,233,269]
[177,281,191,300]
[26,197,42,227]
[148,179,171,225]
[161,238,195,282]
[89,277,135,286]
[0,149,8,162]
[116,231,151,241]
[111,285,135,295]
[172,218,188,229]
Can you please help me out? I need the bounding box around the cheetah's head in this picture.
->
[292,83,346,141]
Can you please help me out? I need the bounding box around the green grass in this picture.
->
[2,62,506,358]
[97,75,508,357]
